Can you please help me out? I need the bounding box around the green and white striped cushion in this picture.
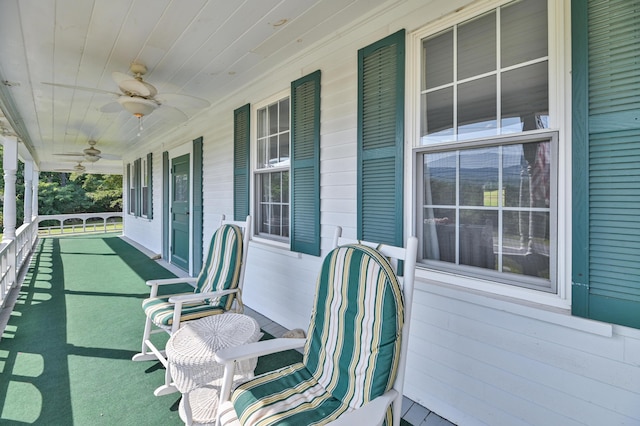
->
[141,224,243,327]
[195,224,243,304]
[229,244,403,425]
[142,296,227,327]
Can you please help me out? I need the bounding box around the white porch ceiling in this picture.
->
[0,0,388,174]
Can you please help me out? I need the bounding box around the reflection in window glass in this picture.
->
[258,171,289,238]
[423,30,454,90]
[501,62,549,133]
[420,0,548,145]
[421,140,551,282]
[422,87,454,143]
[501,0,547,68]
[457,12,496,80]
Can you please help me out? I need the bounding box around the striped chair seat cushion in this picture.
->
[230,363,352,425]
[142,295,228,327]
[226,244,402,425]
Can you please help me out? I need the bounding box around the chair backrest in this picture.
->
[303,235,418,424]
[194,216,251,310]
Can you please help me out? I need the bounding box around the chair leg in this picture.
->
[153,363,177,396]
[132,316,157,361]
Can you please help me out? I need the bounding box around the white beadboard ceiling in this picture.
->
[0,0,388,174]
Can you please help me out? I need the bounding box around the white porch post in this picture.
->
[32,169,39,218]
[2,135,18,239]
[23,160,33,223]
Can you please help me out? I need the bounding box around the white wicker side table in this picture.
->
[166,313,262,425]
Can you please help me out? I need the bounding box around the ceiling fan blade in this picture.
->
[156,105,189,122]
[98,153,121,160]
[42,82,120,96]
[100,101,122,113]
[112,71,151,97]
[53,153,84,157]
[156,93,211,109]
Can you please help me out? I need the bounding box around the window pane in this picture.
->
[424,152,456,205]
[458,76,497,139]
[279,133,289,165]
[260,204,270,233]
[457,12,496,80]
[279,98,290,131]
[460,210,497,269]
[257,108,267,139]
[261,174,270,202]
[501,0,548,68]
[503,144,529,208]
[460,147,499,206]
[423,208,456,263]
[422,87,454,143]
[501,61,549,133]
[271,172,282,203]
[503,210,550,279]
[282,171,289,203]
[282,205,290,238]
[258,138,267,169]
[423,29,453,89]
[268,103,278,134]
[268,135,278,166]
[271,204,281,236]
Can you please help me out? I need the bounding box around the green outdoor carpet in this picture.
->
[0,234,412,425]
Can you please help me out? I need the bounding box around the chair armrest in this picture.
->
[327,390,398,426]
[216,338,306,407]
[215,337,305,364]
[168,288,239,304]
[146,277,197,298]
[146,277,197,286]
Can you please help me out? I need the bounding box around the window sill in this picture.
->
[249,238,301,259]
[415,276,614,337]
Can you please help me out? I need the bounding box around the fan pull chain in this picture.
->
[136,113,144,136]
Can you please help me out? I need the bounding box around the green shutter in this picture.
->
[162,151,169,259]
[147,152,153,220]
[193,137,204,273]
[234,104,250,221]
[572,0,640,328]
[357,30,405,246]
[291,70,321,256]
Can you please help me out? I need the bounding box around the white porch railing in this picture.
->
[0,220,39,308]
[37,212,123,235]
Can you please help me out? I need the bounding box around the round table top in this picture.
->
[166,313,262,393]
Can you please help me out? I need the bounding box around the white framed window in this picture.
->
[254,95,290,240]
[128,163,136,215]
[414,0,559,292]
[141,156,149,218]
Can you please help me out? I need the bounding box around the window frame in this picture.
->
[252,91,291,244]
[408,0,570,305]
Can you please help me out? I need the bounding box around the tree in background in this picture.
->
[0,141,122,226]
[38,172,122,215]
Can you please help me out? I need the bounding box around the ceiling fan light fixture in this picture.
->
[117,96,158,136]
[117,96,158,117]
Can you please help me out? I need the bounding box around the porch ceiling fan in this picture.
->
[54,140,120,163]
[54,161,86,174]
[43,62,211,132]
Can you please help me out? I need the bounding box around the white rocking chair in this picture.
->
[132,215,251,396]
